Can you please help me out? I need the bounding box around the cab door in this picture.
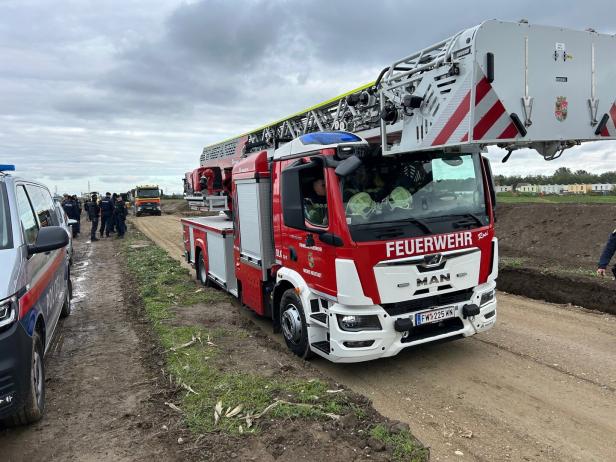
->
[278,157,339,297]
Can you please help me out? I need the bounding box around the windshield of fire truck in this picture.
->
[136,188,159,198]
[340,152,489,242]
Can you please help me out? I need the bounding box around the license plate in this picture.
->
[415,306,457,326]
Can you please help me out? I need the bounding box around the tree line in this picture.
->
[494,167,616,186]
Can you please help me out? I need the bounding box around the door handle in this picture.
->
[289,246,297,262]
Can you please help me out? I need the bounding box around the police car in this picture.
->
[0,165,71,425]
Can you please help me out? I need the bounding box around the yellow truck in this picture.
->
[130,184,162,216]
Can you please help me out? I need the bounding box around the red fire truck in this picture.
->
[182,21,616,362]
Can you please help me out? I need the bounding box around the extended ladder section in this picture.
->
[200,20,616,167]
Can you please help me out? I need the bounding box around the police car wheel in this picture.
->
[1,331,45,426]
[279,289,313,360]
[60,278,72,318]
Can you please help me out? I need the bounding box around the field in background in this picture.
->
[496,192,616,204]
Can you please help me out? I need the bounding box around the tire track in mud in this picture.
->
[0,236,178,462]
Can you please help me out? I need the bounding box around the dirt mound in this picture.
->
[496,203,616,312]
[496,203,616,266]
[161,199,188,215]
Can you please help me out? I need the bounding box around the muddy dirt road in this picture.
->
[134,214,616,461]
[0,236,178,462]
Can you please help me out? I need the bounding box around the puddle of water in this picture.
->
[70,244,93,313]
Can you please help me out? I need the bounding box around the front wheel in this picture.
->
[279,289,313,359]
[1,331,45,426]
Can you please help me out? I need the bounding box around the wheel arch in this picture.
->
[272,268,311,333]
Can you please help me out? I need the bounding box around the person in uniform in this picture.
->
[88,193,100,241]
[61,195,78,237]
[113,195,128,238]
[304,177,328,226]
[109,193,118,234]
[71,194,81,236]
[597,228,616,279]
[99,192,114,238]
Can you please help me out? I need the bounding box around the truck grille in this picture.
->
[381,288,473,317]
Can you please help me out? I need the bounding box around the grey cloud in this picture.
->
[2,0,616,195]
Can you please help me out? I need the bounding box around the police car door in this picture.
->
[24,185,66,346]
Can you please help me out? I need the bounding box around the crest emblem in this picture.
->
[307,252,315,269]
[555,96,568,121]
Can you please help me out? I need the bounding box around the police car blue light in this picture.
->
[0,165,16,172]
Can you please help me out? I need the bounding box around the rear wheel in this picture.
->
[60,277,72,318]
[1,331,45,426]
[280,289,313,359]
[196,252,209,287]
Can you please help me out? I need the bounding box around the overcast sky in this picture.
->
[1,0,616,195]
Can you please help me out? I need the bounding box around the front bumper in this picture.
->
[0,321,33,419]
[137,205,161,215]
[309,282,497,363]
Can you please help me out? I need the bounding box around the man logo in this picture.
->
[417,273,451,287]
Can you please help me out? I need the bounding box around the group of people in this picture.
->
[84,192,128,241]
[62,193,128,241]
[62,192,128,242]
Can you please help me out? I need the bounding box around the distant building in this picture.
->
[591,184,614,193]
[565,184,593,194]
[539,184,566,194]
[495,185,512,193]
[516,183,538,193]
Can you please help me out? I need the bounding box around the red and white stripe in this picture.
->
[471,76,518,141]
[430,71,519,146]
[599,103,616,137]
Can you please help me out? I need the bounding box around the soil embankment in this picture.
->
[496,203,616,313]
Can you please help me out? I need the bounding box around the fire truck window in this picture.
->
[301,168,328,227]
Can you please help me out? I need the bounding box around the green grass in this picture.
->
[121,232,353,435]
[370,424,428,462]
[500,256,597,278]
[496,192,616,204]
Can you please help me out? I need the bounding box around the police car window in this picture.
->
[300,166,328,228]
[26,185,55,228]
[16,186,39,245]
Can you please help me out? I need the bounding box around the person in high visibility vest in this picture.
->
[304,178,328,226]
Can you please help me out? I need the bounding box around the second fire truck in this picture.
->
[182,20,616,362]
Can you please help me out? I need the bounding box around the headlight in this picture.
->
[337,314,381,332]
[480,289,495,306]
[0,296,17,329]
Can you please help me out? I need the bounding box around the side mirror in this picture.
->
[28,226,69,256]
[481,156,496,219]
[335,155,362,177]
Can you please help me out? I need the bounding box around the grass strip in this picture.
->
[120,232,351,434]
